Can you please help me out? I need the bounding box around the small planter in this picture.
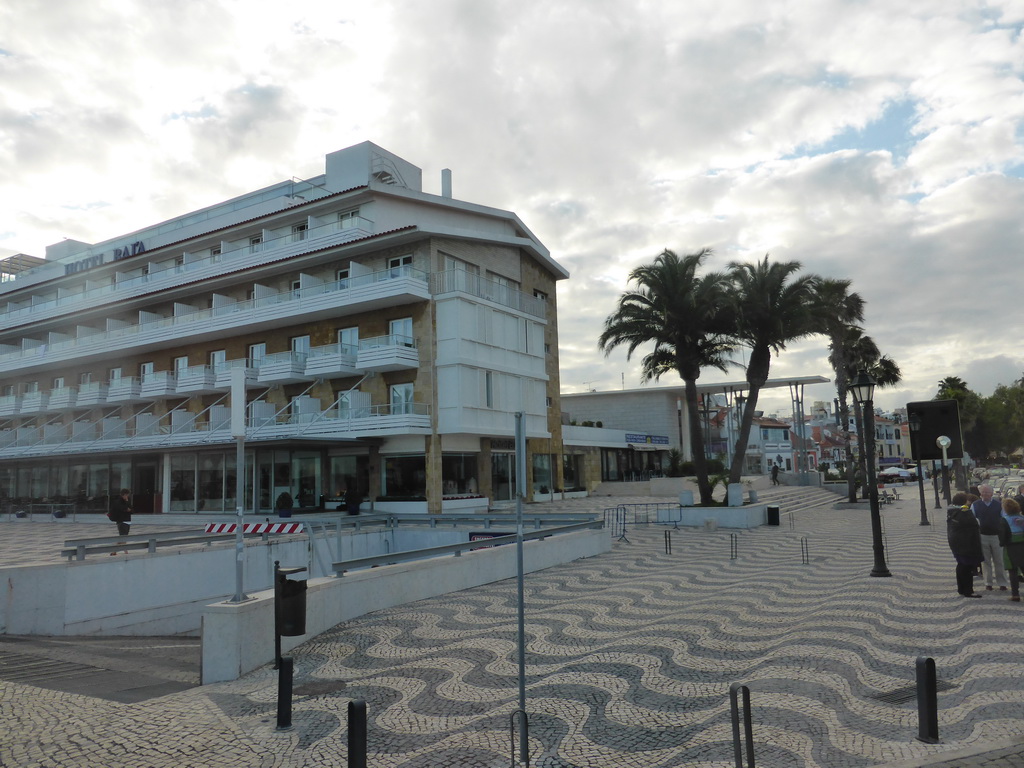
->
[277,508,293,519]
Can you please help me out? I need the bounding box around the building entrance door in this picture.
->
[133,461,159,514]
[491,453,515,502]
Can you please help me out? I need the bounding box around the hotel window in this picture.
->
[174,356,189,373]
[24,381,39,393]
[485,371,494,408]
[0,385,12,397]
[533,289,548,301]
[78,372,91,385]
[338,208,360,229]
[249,235,262,254]
[109,367,122,382]
[337,327,358,353]
[248,343,266,366]
[52,377,64,390]
[290,335,310,356]
[390,382,414,415]
[290,279,301,298]
[291,222,308,242]
[387,254,412,278]
[139,362,154,381]
[389,317,413,346]
[336,268,349,289]
[209,350,226,370]
[210,245,222,259]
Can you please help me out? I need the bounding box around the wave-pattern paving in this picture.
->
[3,492,1023,767]
[281,496,1024,767]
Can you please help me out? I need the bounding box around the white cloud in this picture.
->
[1,0,1022,416]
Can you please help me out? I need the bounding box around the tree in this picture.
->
[726,255,818,484]
[813,279,866,502]
[598,249,734,504]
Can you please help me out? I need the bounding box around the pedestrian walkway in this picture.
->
[1,488,1023,767]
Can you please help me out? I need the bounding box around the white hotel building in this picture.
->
[0,142,568,515]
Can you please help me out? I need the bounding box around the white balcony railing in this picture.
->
[0,264,428,374]
[0,214,375,330]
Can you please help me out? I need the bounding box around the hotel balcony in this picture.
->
[356,335,419,372]
[0,264,430,376]
[105,378,140,403]
[0,397,432,458]
[305,343,359,379]
[213,359,259,389]
[20,391,49,414]
[256,351,309,385]
[140,371,177,398]
[48,386,78,410]
[176,365,220,395]
[0,214,377,333]
[0,395,21,417]
[77,381,110,406]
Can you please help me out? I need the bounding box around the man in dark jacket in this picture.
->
[108,488,132,554]
[948,492,984,597]
[971,485,1008,591]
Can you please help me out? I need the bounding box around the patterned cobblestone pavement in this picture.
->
[1,489,1023,767]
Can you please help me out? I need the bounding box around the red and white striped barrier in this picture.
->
[204,522,305,534]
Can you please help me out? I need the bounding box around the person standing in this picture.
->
[108,488,133,555]
[999,498,1024,603]
[971,484,1009,591]
[948,492,984,598]
[770,464,780,486]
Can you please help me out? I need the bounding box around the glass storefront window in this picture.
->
[170,454,196,511]
[198,454,224,512]
[329,455,368,500]
[441,453,479,495]
[532,453,552,492]
[292,452,319,508]
[491,453,515,501]
[383,455,426,498]
[563,454,582,492]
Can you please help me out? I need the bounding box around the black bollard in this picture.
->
[348,699,367,768]
[916,656,939,743]
[276,656,293,731]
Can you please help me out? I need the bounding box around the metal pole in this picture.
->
[514,411,528,764]
[273,560,281,669]
[276,656,293,730]
[932,461,942,509]
[916,656,939,743]
[910,418,929,525]
[348,700,368,768]
[229,369,248,603]
[864,399,892,577]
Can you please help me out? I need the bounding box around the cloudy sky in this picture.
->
[2,0,1023,415]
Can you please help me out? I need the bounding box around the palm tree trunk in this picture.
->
[684,380,713,504]
[728,388,760,485]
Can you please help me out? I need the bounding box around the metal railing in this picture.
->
[333,518,604,576]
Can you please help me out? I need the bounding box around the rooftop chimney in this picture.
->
[441,168,452,198]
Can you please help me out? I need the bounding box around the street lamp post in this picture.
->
[850,370,892,578]
[937,435,952,505]
[907,412,930,526]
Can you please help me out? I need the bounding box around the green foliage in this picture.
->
[666,449,684,477]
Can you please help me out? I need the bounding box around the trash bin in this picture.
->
[766,505,780,526]
[275,567,307,637]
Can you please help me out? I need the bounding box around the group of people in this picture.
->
[947,483,1024,600]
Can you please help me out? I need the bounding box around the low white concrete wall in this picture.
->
[0,538,312,636]
[201,527,610,684]
[656,505,767,529]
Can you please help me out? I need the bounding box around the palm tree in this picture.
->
[843,330,902,493]
[726,255,818,484]
[813,279,866,502]
[598,249,734,504]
